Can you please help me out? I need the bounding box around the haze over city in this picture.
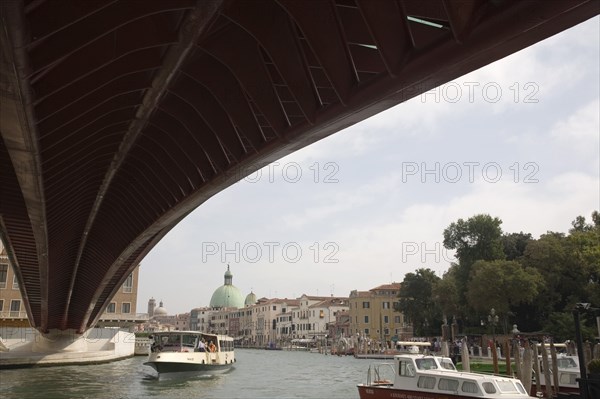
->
[138,17,599,315]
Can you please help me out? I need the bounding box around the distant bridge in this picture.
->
[1,0,598,334]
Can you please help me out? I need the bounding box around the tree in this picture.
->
[443,214,505,266]
[397,268,442,337]
[544,312,598,342]
[565,213,600,307]
[570,211,600,232]
[466,260,544,322]
[518,211,599,332]
[443,214,505,307]
[501,232,532,261]
[432,266,460,320]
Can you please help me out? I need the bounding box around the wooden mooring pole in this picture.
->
[550,341,559,397]
[532,343,542,396]
[521,341,533,395]
[540,341,552,399]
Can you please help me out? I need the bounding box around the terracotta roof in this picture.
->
[370,283,402,291]
[308,298,349,308]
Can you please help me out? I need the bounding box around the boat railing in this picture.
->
[366,363,395,386]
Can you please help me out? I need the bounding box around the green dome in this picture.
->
[209,265,244,309]
[244,291,257,306]
[210,284,245,309]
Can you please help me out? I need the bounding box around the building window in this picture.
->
[383,302,390,309]
[362,302,370,308]
[364,328,369,335]
[364,316,369,323]
[123,273,133,293]
[0,299,3,312]
[395,316,401,323]
[121,302,131,314]
[0,263,7,289]
[106,302,116,313]
[10,300,21,317]
[12,275,19,289]
[384,315,389,324]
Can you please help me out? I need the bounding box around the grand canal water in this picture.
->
[0,349,370,399]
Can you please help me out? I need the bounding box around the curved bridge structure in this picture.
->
[1,0,598,334]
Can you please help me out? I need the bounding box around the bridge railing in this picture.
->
[97,313,149,322]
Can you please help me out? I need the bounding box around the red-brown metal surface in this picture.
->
[1,0,598,333]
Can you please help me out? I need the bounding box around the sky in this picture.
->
[138,17,600,315]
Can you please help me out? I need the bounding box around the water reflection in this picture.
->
[1,349,364,399]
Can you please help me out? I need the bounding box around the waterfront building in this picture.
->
[331,309,351,338]
[307,297,349,340]
[235,299,261,345]
[209,306,239,335]
[348,283,413,347]
[139,300,190,331]
[190,307,215,332]
[252,297,291,347]
[290,295,348,341]
[0,245,27,327]
[96,267,143,327]
[275,299,300,343]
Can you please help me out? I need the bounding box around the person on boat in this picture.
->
[209,341,217,353]
[197,339,206,352]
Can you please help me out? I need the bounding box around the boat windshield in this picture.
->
[162,335,181,346]
[555,357,578,369]
[153,334,199,349]
[181,334,197,347]
[416,358,438,370]
[439,359,456,370]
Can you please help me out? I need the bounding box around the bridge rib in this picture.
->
[1,0,49,332]
[71,0,225,333]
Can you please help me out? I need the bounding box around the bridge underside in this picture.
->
[0,0,598,333]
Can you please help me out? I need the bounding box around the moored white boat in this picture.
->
[532,353,580,396]
[357,354,534,399]
[144,331,235,377]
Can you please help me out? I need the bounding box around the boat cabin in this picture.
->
[150,331,233,354]
[361,354,532,398]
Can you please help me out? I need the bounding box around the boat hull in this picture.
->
[358,384,537,399]
[358,385,472,399]
[144,350,235,376]
[530,385,579,396]
[144,360,232,375]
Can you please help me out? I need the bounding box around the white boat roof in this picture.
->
[151,331,233,339]
[394,354,524,383]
